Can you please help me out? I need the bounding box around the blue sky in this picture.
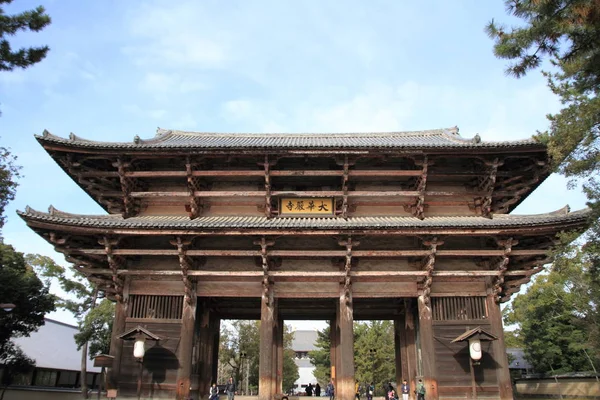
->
[0,1,588,327]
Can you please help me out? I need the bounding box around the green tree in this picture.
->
[0,243,55,398]
[310,322,395,396]
[0,146,19,230]
[28,254,111,398]
[503,260,597,373]
[353,321,395,396]
[219,321,298,393]
[0,0,51,71]
[309,325,332,386]
[488,0,600,374]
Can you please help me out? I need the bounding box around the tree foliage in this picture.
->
[310,322,396,396]
[0,145,19,230]
[489,0,600,375]
[309,325,332,386]
[74,298,113,357]
[219,320,298,393]
[354,321,396,396]
[0,243,55,354]
[487,0,600,214]
[0,0,51,71]
[503,241,600,373]
[0,242,55,398]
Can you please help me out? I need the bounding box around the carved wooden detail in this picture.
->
[492,237,517,303]
[186,157,204,219]
[420,237,442,308]
[113,158,141,218]
[100,236,125,302]
[255,236,275,304]
[171,237,195,304]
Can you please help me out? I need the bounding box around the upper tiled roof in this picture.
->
[18,205,589,230]
[36,127,543,151]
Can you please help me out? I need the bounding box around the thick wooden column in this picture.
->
[259,290,275,400]
[394,319,403,388]
[400,301,418,400]
[198,302,212,398]
[210,314,221,384]
[275,316,284,395]
[329,318,337,387]
[487,293,514,400]
[417,295,438,400]
[337,286,355,400]
[108,297,127,390]
[176,287,197,400]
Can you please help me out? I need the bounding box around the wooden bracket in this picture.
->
[404,156,428,219]
[100,236,125,303]
[254,236,276,304]
[186,156,204,219]
[170,236,196,304]
[491,237,517,303]
[113,158,141,218]
[419,236,441,308]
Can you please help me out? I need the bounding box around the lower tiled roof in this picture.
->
[18,206,590,230]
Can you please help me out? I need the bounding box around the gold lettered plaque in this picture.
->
[279,198,334,216]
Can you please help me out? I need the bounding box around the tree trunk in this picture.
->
[81,287,99,398]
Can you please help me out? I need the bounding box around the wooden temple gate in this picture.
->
[19,127,590,400]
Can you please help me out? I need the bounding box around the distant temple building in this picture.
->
[20,127,590,400]
[291,330,319,392]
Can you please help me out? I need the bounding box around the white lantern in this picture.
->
[468,338,482,361]
[133,336,146,359]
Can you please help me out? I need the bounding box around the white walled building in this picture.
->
[291,330,319,393]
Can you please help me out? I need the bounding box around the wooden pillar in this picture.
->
[487,294,514,400]
[275,316,284,394]
[108,277,129,391]
[337,286,355,400]
[176,288,197,400]
[401,301,418,400]
[259,291,275,400]
[198,302,212,398]
[210,315,221,385]
[394,319,408,387]
[417,295,438,400]
[329,318,337,386]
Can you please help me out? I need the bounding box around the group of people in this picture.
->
[383,379,426,400]
[351,379,425,400]
[208,377,425,400]
[208,377,237,400]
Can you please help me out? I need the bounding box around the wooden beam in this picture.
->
[70,248,549,258]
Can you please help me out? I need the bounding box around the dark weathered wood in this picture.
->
[258,288,275,400]
[417,295,438,400]
[486,293,514,400]
[337,284,355,400]
[108,296,127,391]
[198,302,211,398]
[176,283,196,400]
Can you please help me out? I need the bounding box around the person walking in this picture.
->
[355,382,361,400]
[366,382,375,400]
[307,383,314,396]
[226,377,236,400]
[209,383,219,400]
[315,383,322,397]
[326,380,335,400]
[416,379,426,400]
[400,380,410,400]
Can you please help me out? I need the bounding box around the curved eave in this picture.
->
[35,129,547,153]
[17,207,591,236]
